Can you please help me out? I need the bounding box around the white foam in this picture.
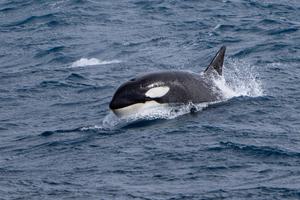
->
[71,58,120,67]
[80,125,103,131]
[102,102,210,129]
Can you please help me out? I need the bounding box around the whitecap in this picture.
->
[71,58,121,67]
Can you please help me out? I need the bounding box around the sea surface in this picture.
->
[1,0,300,199]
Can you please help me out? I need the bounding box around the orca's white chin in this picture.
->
[111,101,165,118]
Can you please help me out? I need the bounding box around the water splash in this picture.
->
[71,58,121,67]
[218,59,264,98]
[101,102,210,129]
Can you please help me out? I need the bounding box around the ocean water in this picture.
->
[0,0,300,199]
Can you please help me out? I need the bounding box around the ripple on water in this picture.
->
[209,141,300,159]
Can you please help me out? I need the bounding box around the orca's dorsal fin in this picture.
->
[204,46,226,76]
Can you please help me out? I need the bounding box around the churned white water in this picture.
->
[218,58,264,98]
[198,59,264,99]
[101,102,210,129]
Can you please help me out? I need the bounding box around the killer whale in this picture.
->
[109,46,226,117]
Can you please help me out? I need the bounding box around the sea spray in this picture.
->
[221,59,264,97]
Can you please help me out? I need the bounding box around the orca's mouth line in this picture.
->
[111,101,165,118]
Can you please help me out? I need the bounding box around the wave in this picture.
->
[210,141,300,159]
[71,58,121,67]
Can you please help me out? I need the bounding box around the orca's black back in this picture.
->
[134,71,222,104]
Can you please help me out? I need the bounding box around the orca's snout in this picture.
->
[109,94,133,110]
[109,90,148,117]
[109,84,147,111]
[109,98,117,110]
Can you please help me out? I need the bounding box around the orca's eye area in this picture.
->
[145,86,170,98]
[130,78,136,81]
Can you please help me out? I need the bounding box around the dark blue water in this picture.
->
[1,0,300,199]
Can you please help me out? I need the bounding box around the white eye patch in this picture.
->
[145,86,170,98]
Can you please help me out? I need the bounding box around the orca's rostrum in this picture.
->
[109,46,226,117]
